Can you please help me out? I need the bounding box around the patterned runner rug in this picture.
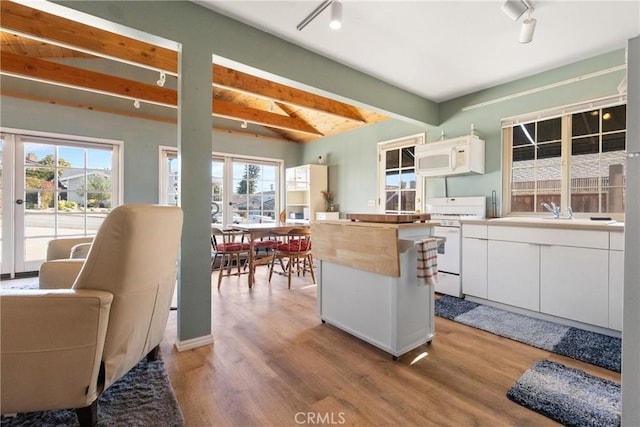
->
[435,295,621,372]
[507,360,621,427]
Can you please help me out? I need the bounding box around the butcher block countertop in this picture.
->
[462,217,624,232]
[311,220,437,277]
[312,219,441,230]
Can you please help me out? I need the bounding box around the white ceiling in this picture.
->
[195,0,639,102]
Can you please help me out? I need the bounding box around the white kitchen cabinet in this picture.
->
[461,224,488,298]
[285,164,328,222]
[487,240,540,311]
[464,221,624,331]
[540,245,609,327]
[609,231,624,331]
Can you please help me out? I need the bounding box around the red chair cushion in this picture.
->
[216,243,250,251]
[277,240,310,252]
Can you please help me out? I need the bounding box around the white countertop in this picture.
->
[462,217,624,232]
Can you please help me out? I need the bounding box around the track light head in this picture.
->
[502,0,529,21]
[156,71,166,87]
[518,17,537,43]
[133,99,140,109]
[330,1,342,30]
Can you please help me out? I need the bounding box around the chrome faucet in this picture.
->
[541,202,560,218]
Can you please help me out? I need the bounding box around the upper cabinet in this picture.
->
[285,164,328,223]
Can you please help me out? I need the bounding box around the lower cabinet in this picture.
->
[487,240,540,311]
[461,223,624,331]
[609,250,624,330]
[540,245,609,328]
[462,237,487,298]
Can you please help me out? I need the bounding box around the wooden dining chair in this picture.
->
[268,228,316,289]
[211,227,251,289]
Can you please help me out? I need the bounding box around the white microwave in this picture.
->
[415,135,485,177]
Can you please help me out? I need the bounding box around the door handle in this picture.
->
[15,199,24,205]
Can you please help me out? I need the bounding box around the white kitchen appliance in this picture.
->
[415,135,485,177]
[425,197,486,297]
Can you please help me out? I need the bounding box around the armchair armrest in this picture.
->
[46,237,94,261]
[39,259,85,289]
[0,289,113,414]
[70,243,92,259]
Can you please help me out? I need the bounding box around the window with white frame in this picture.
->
[160,148,282,224]
[378,134,424,214]
[503,99,626,218]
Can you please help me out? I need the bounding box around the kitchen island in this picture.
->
[311,219,438,359]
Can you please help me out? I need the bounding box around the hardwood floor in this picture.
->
[161,268,621,427]
[2,271,620,426]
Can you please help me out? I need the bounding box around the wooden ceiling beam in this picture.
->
[213,99,323,136]
[0,51,319,137]
[0,51,177,106]
[0,1,178,73]
[213,64,367,124]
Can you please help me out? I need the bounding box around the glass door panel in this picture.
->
[231,161,277,223]
[6,136,117,274]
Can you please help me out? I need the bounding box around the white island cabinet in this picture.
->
[311,220,436,359]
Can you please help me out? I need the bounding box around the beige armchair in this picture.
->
[1,204,183,427]
[39,236,94,289]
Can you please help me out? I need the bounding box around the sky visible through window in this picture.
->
[26,143,112,170]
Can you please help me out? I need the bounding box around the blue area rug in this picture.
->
[507,360,621,427]
[435,295,621,372]
[0,357,183,426]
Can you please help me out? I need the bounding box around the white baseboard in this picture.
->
[174,334,214,352]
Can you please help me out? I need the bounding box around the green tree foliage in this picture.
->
[235,165,260,195]
[77,173,112,207]
[25,154,71,181]
[25,177,54,208]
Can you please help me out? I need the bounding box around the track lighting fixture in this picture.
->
[502,0,537,44]
[296,0,343,31]
[156,71,166,87]
[518,13,537,44]
[501,0,529,21]
[133,99,140,109]
[329,1,342,30]
[241,121,248,129]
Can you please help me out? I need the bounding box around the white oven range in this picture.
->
[426,197,486,297]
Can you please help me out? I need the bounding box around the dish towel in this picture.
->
[417,238,439,286]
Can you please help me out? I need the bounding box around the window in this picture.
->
[160,149,282,224]
[504,100,626,218]
[378,134,424,214]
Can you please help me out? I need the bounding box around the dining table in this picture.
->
[230,221,310,288]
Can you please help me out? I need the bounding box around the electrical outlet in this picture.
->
[367,199,375,207]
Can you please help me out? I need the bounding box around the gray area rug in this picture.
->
[435,295,621,372]
[507,360,621,427]
[0,357,184,427]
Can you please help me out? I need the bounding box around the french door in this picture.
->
[160,149,281,225]
[1,132,121,277]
